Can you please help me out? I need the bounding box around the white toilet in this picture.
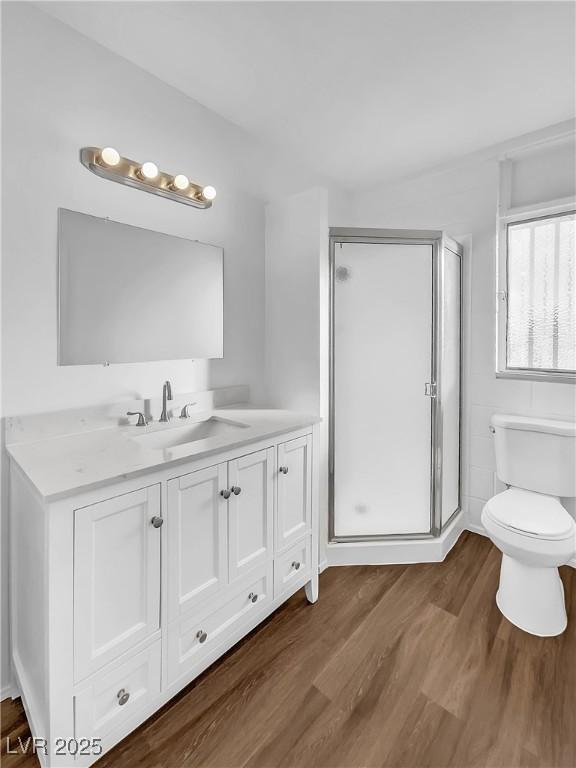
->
[482,414,576,637]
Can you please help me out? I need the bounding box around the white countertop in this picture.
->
[7,407,319,502]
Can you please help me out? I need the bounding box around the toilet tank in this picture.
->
[492,414,576,497]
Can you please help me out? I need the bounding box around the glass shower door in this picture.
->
[331,241,435,539]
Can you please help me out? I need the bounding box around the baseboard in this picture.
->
[318,558,328,574]
[1,680,19,702]
[465,522,488,538]
[326,513,465,566]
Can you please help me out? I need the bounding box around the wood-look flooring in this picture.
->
[2,531,575,768]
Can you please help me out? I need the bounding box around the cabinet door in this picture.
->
[228,448,274,581]
[167,463,228,621]
[74,485,161,681]
[276,435,312,551]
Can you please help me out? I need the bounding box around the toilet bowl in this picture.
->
[482,488,575,636]
[484,414,576,637]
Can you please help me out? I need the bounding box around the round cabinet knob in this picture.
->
[151,516,164,528]
[279,466,289,475]
[292,561,301,570]
[220,489,231,499]
[231,486,242,496]
[196,630,208,644]
[248,592,258,603]
[117,689,130,706]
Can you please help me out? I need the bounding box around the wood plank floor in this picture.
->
[2,532,575,768]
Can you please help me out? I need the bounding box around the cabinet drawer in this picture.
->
[75,639,161,741]
[274,537,311,599]
[168,563,273,685]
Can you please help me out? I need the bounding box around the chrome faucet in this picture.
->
[159,380,173,422]
[180,402,197,419]
[126,411,147,427]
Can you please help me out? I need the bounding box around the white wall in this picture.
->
[508,133,576,208]
[0,3,324,696]
[264,187,330,564]
[1,3,313,417]
[350,127,576,533]
[264,188,328,412]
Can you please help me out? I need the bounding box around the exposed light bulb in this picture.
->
[100,147,120,166]
[172,174,189,191]
[202,185,217,201]
[140,161,159,180]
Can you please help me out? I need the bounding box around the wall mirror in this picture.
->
[58,209,224,365]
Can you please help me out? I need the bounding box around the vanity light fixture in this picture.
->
[201,185,217,201]
[80,146,216,209]
[172,174,190,191]
[99,147,120,167]
[139,161,159,180]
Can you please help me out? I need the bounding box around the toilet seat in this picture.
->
[483,488,574,542]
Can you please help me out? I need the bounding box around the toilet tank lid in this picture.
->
[491,414,576,437]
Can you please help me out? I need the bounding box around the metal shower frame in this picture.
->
[328,227,463,543]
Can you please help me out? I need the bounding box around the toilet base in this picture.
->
[496,554,567,637]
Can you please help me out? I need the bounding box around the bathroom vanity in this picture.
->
[7,400,319,767]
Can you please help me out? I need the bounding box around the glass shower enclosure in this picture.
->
[329,228,462,541]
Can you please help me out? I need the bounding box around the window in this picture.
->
[497,139,576,382]
[505,211,575,376]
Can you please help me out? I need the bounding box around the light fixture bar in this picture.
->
[79,147,216,209]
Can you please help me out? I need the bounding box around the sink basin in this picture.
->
[131,416,249,450]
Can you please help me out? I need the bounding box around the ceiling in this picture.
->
[40,1,576,190]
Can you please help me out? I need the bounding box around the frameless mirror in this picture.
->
[58,209,224,365]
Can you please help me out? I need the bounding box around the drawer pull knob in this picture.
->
[248,592,258,603]
[231,486,242,495]
[292,561,301,570]
[279,466,289,475]
[220,489,231,499]
[117,689,130,706]
[151,516,164,528]
[196,630,208,643]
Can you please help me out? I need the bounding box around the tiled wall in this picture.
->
[351,131,576,536]
[467,382,576,530]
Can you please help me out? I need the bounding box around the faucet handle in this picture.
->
[127,411,147,427]
[180,403,197,419]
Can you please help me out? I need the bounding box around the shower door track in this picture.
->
[328,228,463,544]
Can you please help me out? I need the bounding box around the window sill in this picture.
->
[496,369,576,384]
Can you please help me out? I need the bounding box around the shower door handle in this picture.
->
[424,382,437,398]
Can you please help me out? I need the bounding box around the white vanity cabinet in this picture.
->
[166,463,228,620]
[74,485,162,681]
[228,447,275,580]
[9,422,318,768]
[166,447,274,622]
[276,435,312,551]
